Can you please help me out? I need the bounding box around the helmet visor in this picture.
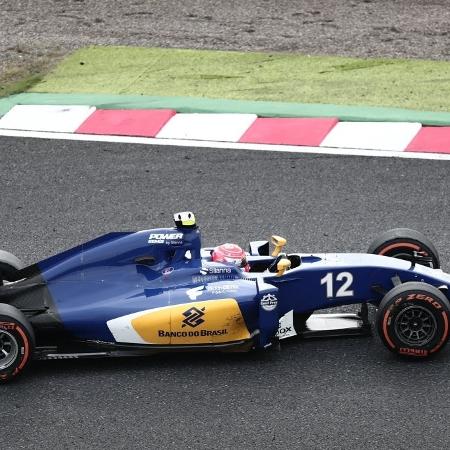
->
[223,255,247,267]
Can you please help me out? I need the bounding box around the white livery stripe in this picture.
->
[107,306,168,344]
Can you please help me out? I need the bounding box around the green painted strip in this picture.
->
[0,95,18,117]
[1,92,450,126]
[29,47,450,113]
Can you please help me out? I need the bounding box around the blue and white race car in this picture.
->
[1,212,449,382]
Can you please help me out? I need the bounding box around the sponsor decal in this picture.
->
[406,293,442,309]
[193,275,218,284]
[186,286,206,301]
[148,232,183,244]
[276,310,297,340]
[200,266,233,275]
[394,293,442,309]
[187,284,238,300]
[162,267,174,276]
[399,347,429,357]
[182,306,206,328]
[260,293,278,312]
[278,326,293,335]
[192,274,237,283]
[209,284,238,295]
[0,322,16,331]
[158,329,228,338]
[118,299,251,345]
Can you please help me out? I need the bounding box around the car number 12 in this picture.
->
[320,272,354,298]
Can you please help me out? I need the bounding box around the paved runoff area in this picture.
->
[2,105,450,158]
[0,135,449,448]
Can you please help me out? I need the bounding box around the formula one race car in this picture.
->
[1,212,450,382]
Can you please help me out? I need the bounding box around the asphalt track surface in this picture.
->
[0,136,449,449]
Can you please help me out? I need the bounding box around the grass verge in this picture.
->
[0,67,44,98]
[31,46,450,112]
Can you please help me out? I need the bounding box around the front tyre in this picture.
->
[0,304,34,382]
[376,282,450,357]
[368,228,440,269]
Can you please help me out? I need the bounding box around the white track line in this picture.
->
[0,129,449,161]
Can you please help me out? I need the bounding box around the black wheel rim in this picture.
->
[388,250,436,269]
[394,305,437,346]
[389,251,415,260]
[0,330,19,370]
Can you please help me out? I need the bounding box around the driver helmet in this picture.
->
[211,243,250,272]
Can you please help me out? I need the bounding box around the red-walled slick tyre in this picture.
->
[368,228,440,269]
[376,282,450,357]
[0,304,34,383]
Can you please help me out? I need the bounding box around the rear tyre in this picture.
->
[368,228,440,269]
[376,282,450,357]
[0,304,34,383]
[0,250,24,283]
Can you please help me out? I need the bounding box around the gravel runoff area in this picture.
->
[2,0,450,85]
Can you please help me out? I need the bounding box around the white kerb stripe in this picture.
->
[0,105,96,133]
[320,122,422,151]
[156,113,257,142]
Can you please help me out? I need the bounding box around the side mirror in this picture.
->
[271,235,287,257]
[276,258,291,276]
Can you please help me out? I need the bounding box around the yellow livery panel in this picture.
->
[131,299,250,345]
